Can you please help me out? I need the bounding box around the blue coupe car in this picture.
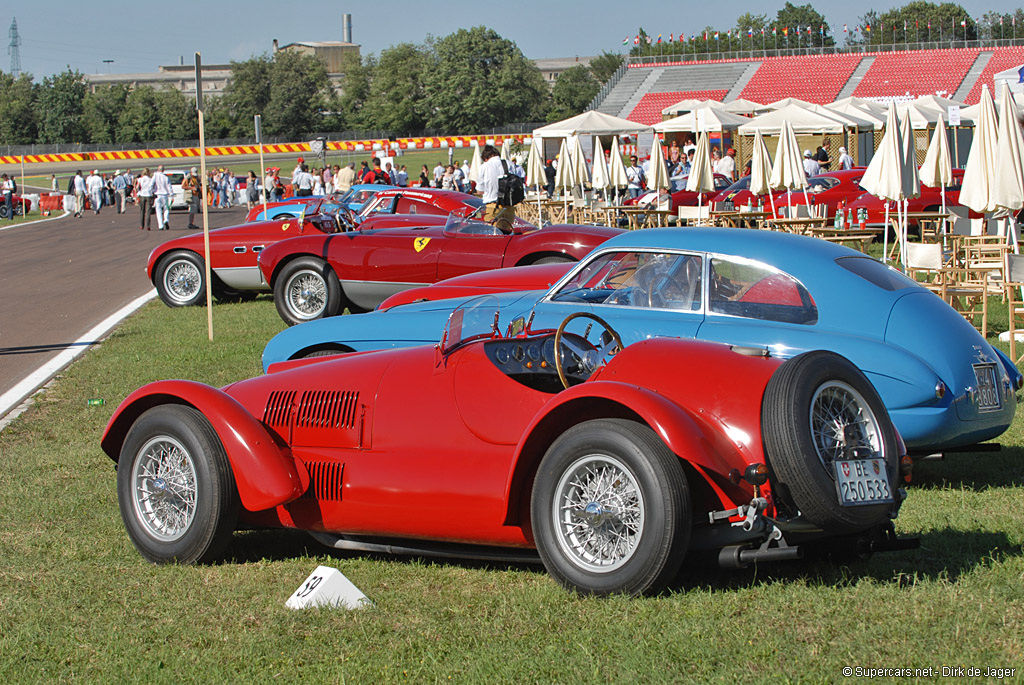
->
[246,185,396,221]
[262,228,1021,452]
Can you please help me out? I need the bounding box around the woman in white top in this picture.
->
[135,168,155,230]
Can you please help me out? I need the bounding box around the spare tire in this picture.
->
[761,350,898,534]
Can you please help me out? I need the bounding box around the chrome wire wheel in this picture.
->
[810,380,883,470]
[284,269,328,320]
[164,258,202,305]
[552,454,644,573]
[130,435,198,542]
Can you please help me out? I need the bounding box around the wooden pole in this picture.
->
[256,114,266,218]
[196,53,213,341]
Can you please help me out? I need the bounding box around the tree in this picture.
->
[776,2,834,48]
[82,84,129,144]
[421,27,550,132]
[362,43,428,133]
[117,86,162,143]
[37,69,86,143]
[589,51,624,84]
[216,56,273,136]
[856,2,976,46]
[0,71,37,145]
[328,51,373,130]
[264,50,330,137]
[548,65,600,122]
[151,88,197,141]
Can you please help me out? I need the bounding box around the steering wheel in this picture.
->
[553,312,625,389]
[649,258,700,309]
[334,207,357,232]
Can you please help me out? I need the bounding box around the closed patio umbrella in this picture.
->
[769,119,810,215]
[919,115,953,243]
[993,82,1024,250]
[685,131,715,211]
[553,138,576,218]
[749,128,776,218]
[898,112,922,265]
[960,85,1000,236]
[608,137,629,205]
[500,138,513,162]
[591,137,611,198]
[860,102,910,261]
[468,142,483,186]
[526,137,546,224]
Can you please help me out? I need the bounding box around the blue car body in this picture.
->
[262,228,1020,451]
[248,185,396,221]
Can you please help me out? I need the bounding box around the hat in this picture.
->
[190,167,198,174]
[298,156,304,162]
[115,169,122,175]
[93,169,99,174]
[803,150,812,158]
[838,147,847,153]
[727,148,735,155]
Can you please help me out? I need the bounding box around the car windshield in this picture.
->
[444,213,506,236]
[723,177,752,192]
[807,177,840,193]
[550,250,703,311]
[440,296,501,353]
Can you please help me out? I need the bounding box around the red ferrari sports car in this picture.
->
[148,189,566,309]
[257,214,623,326]
[711,169,868,217]
[101,302,910,596]
[624,174,733,210]
[845,168,991,227]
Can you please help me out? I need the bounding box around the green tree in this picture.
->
[776,2,834,48]
[363,43,428,132]
[421,27,549,132]
[327,51,373,130]
[856,2,975,46]
[37,69,86,143]
[82,84,129,144]
[264,50,330,137]
[151,88,197,141]
[589,51,624,84]
[548,65,600,122]
[117,86,162,143]
[216,56,273,136]
[0,71,37,144]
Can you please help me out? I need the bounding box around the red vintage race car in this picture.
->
[257,214,622,326]
[624,173,733,210]
[0,193,31,219]
[150,188,541,308]
[712,169,869,217]
[100,301,911,596]
[845,168,991,228]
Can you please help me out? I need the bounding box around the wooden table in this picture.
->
[804,227,883,252]
[766,217,830,233]
[712,210,772,228]
[620,207,675,230]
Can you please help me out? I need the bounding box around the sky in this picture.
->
[7,1,1024,80]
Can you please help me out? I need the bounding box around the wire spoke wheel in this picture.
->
[165,260,202,303]
[553,454,644,572]
[285,270,328,319]
[131,435,198,542]
[810,380,883,471]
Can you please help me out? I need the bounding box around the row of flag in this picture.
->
[623,16,1016,45]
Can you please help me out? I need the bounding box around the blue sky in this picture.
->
[8,1,1021,79]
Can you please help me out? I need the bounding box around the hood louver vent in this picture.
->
[262,390,296,428]
[303,461,344,501]
[297,390,360,429]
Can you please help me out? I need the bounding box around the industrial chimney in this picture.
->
[272,39,279,53]
[342,14,352,43]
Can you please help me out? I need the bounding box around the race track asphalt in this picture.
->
[0,200,249,422]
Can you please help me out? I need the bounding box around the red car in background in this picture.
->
[845,168,990,227]
[0,193,31,220]
[712,169,868,217]
[624,174,733,209]
[257,213,623,325]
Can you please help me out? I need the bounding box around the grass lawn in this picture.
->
[1,284,1023,681]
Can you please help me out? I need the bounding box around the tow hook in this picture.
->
[708,497,768,532]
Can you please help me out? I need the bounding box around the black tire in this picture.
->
[273,257,343,326]
[531,418,691,596]
[0,205,7,220]
[272,212,293,220]
[533,255,574,265]
[292,344,354,360]
[117,405,239,564]
[761,351,898,534]
[155,251,206,307]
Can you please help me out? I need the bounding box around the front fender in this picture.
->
[101,380,307,512]
[504,225,622,265]
[504,380,755,524]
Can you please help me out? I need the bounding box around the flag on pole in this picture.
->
[783,27,789,36]
[820,24,824,35]
[961,19,967,27]
[904,20,908,31]
[634,35,640,45]
[704,30,708,40]
[668,33,673,42]
[844,23,848,33]
[646,35,652,44]
[714,31,719,40]
[865,24,871,32]
[928,20,932,28]
[807,25,812,35]
[656,33,662,43]
[623,36,628,45]
[747,27,753,36]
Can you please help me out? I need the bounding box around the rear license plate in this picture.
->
[973,364,1001,412]
[834,458,893,506]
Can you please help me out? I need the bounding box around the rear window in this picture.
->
[835,256,916,291]
[166,173,184,185]
[709,256,817,325]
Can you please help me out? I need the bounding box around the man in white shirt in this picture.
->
[802,150,821,177]
[151,165,173,230]
[336,163,356,193]
[433,161,446,188]
[478,145,515,233]
[837,147,854,170]
[86,170,104,215]
[716,148,737,181]
[293,164,315,196]
[72,170,87,217]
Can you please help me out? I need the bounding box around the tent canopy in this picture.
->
[653,105,750,133]
[533,111,652,138]
[660,98,724,116]
[738,103,850,135]
[720,98,769,115]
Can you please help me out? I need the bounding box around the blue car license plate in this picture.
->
[834,457,893,506]
[973,363,1001,412]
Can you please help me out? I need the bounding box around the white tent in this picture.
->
[897,101,944,130]
[738,104,850,135]
[533,111,652,138]
[825,101,887,128]
[767,97,817,110]
[653,105,750,133]
[831,96,888,116]
[720,98,770,116]
[660,98,725,117]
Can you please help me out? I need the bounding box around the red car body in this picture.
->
[101,305,908,595]
[624,174,733,209]
[712,169,869,216]
[378,262,575,310]
[845,168,988,226]
[257,214,622,325]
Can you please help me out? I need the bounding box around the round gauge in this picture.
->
[542,338,556,365]
[512,344,525,362]
[495,347,510,364]
[527,344,541,361]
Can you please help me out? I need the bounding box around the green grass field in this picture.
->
[1,283,1023,681]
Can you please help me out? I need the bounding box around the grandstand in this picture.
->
[596,46,1024,122]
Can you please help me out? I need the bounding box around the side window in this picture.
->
[550,251,703,311]
[709,256,817,325]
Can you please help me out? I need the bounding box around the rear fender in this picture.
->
[101,380,307,511]
[502,381,752,526]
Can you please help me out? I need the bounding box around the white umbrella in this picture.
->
[993,82,1024,250]
[860,102,909,260]
[608,137,629,205]
[685,131,715,210]
[648,136,671,209]
[553,138,576,218]
[769,119,810,215]
[920,115,953,244]
[526,137,546,224]
[899,112,922,266]
[468,143,483,185]
[960,85,1000,229]
[568,135,591,189]
[749,128,777,218]
[500,138,512,162]
[591,138,611,197]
